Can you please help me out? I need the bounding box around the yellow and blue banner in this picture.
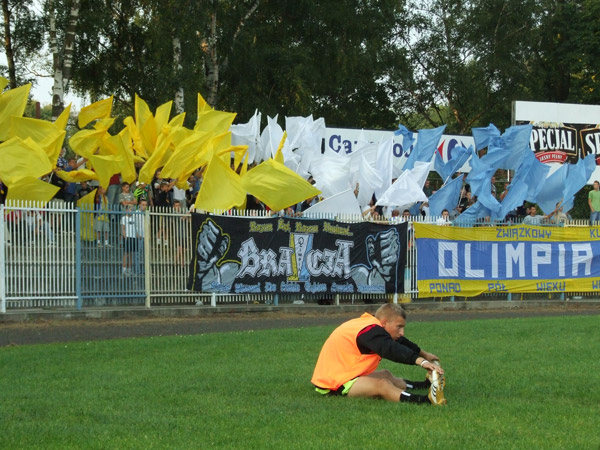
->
[415,223,600,296]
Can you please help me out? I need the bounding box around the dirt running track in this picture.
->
[1,306,599,347]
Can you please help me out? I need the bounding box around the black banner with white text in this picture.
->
[188,214,407,295]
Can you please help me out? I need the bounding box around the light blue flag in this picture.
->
[466,147,495,197]
[434,145,470,182]
[510,150,550,203]
[480,124,532,170]
[536,154,596,215]
[429,175,463,216]
[409,201,422,216]
[536,163,568,215]
[472,123,500,150]
[403,125,446,171]
[454,201,492,227]
[497,178,529,220]
[444,145,471,181]
[501,124,533,170]
[434,148,449,181]
[476,182,501,216]
[394,124,415,155]
[523,152,550,202]
[563,154,596,200]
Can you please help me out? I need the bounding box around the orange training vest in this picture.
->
[311,312,382,390]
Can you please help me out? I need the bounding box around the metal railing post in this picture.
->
[75,208,82,310]
[144,209,151,308]
[0,204,6,313]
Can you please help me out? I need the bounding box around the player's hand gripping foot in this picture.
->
[428,368,447,406]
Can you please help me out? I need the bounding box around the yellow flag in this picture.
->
[56,168,98,183]
[195,109,236,134]
[9,116,66,164]
[230,145,249,172]
[239,151,249,177]
[208,130,231,148]
[115,127,137,184]
[197,92,213,116]
[94,117,115,131]
[0,83,31,141]
[161,130,209,179]
[275,131,287,164]
[137,132,173,184]
[88,154,122,189]
[69,128,106,159]
[135,94,153,129]
[241,159,321,211]
[169,112,186,128]
[123,116,147,158]
[98,132,119,156]
[0,77,7,91]
[140,114,157,155]
[6,176,59,205]
[78,96,113,128]
[77,187,97,209]
[175,179,190,190]
[194,155,246,212]
[0,137,52,185]
[77,188,97,240]
[194,92,236,134]
[45,131,67,166]
[155,101,172,131]
[133,95,158,155]
[54,103,72,130]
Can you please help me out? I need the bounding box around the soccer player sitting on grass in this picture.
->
[311,303,446,405]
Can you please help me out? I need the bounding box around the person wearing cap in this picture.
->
[133,181,153,206]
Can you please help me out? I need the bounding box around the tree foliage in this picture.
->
[2,0,600,132]
[0,0,45,87]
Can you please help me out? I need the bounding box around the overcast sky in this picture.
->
[1,53,86,111]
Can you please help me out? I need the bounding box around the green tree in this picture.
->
[1,0,45,88]
[387,0,540,134]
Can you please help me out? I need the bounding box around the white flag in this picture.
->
[303,188,361,216]
[375,169,427,207]
[374,137,394,200]
[356,152,383,207]
[230,109,261,163]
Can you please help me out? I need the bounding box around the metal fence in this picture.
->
[0,202,594,312]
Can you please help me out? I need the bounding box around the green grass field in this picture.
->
[1,315,599,449]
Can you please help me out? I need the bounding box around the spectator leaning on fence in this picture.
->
[588,180,600,226]
[436,209,451,225]
[119,182,137,211]
[523,204,558,225]
[94,187,111,247]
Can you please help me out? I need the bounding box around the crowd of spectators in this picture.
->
[1,149,598,253]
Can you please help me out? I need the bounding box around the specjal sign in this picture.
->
[513,100,600,165]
